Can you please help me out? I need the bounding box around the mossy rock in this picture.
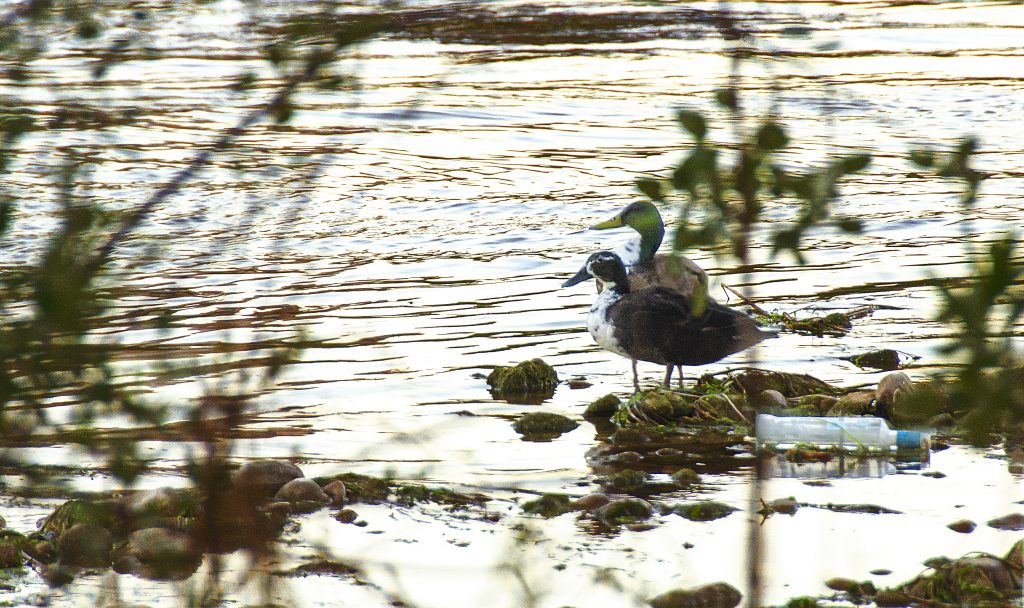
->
[318,473,391,504]
[671,500,737,522]
[600,469,650,493]
[649,582,742,608]
[784,596,821,608]
[584,393,621,419]
[597,498,652,524]
[827,391,875,416]
[40,499,115,538]
[486,359,558,402]
[512,412,578,440]
[796,394,839,415]
[729,369,839,398]
[0,530,28,568]
[670,468,701,487]
[393,484,488,507]
[848,349,903,371]
[521,493,574,518]
[692,393,745,421]
[889,381,952,426]
[613,389,694,427]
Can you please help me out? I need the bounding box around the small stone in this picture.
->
[334,509,358,524]
[802,480,831,487]
[43,562,75,587]
[606,451,643,465]
[827,390,875,416]
[610,428,650,445]
[584,393,621,419]
[112,554,143,575]
[869,568,892,575]
[512,412,578,439]
[123,527,201,568]
[57,522,112,567]
[567,377,592,389]
[651,448,689,464]
[625,523,657,532]
[875,372,912,415]
[353,520,368,527]
[648,582,742,608]
[752,389,787,410]
[921,471,946,478]
[849,349,903,371]
[323,481,347,507]
[598,498,653,524]
[572,493,610,511]
[987,512,1024,531]
[233,460,304,498]
[768,497,799,515]
[486,359,558,401]
[824,577,863,594]
[522,494,574,518]
[670,468,701,487]
[672,501,737,522]
[274,478,331,511]
[602,469,650,493]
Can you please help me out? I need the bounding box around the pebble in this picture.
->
[334,508,358,524]
[323,481,348,507]
[947,519,976,533]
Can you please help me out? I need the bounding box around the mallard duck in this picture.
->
[584,251,778,392]
[562,201,708,299]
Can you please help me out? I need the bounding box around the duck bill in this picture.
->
[590,212,625,230]
[561,266,593,287]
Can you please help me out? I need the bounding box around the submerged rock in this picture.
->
[947,519,976,534]
[670,468,701,487]
[486,358,558,402]
[597,498,653,525]
[648,582,742,608]
[987,512,1024,531]
[615,389,694,426]
[827,390,875,416]
[117,528,202,579]
[512,411,578,440]
[584,393,621,419]
[848,349,903,371]
[275,478,331,512]
[572,493,610,511]
[671,501,737,522]
[334,509,358,524]
[600,469,650,494]
[57,522,112,567]
[233,459,304,498]
[521,493,574,518]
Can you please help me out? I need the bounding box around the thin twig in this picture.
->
[722,283,770,315]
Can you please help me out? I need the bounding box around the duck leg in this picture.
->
[631,359,640,393]
[676,365,684,389]
[663,365,673,388]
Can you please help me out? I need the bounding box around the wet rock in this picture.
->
[766,497,799,516]
[120,487,199,531]
[782,597,820,608]
[601,469,650,493]
[40,499,115,538]
[321,473,390,504]
[58,522,112,567]
[873,590,911,607]
[584,393,621,419]
[625,523,657,532]
[0,542,22,568]
[567,376,592,389]
[889,381,951,425]
[870,568,892,575]
[617,389,695,426]
[275,478,331,513]
[921,471,945,478]
[522,493,574,518]
[849,349,903,371]
[486,358,558,403]
[650,447,689,465]
[610,428,651,445]
[512,411,578,440]
[729,369,837,398]
[572,493,610,511]
[597,498,653,525]
[671,501,737,522]
[874,372,912,417]
[0,515,5,530]
[233,459,303,498]
[334,508,358,524]
[26,540,56,563]
[824,577,864,594]
[112,554,143,574]
[120,527,201,576]
[795,394,839,415]
[1006,538,1023,570]
[671,468,701,487]
[43,562,75,587]
[827,390,875,416]
[606,450,643,465]
[751,389,787,410]
[986,512,1024,531]
[691,394,744,422]
[648,582,742,608]
[323,481,347,507]
[947,519,976,533]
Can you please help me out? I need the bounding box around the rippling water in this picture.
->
[2,1,1023,606]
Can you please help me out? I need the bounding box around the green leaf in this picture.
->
[756,123,789,151]
[838,153,871,174]
[909,149,935,168]
[714,88,738,111]
[676,110,707,141]
[635,178,663,202]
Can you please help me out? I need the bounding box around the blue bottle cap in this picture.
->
[896,430,923,449]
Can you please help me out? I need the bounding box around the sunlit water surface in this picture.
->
[1,1,1023,606]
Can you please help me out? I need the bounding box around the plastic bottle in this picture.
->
[756,414,929,451]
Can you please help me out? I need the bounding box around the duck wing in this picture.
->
[626,254,708,297]
[612,289,774,367]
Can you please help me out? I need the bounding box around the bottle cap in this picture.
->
[896,430,925,450]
